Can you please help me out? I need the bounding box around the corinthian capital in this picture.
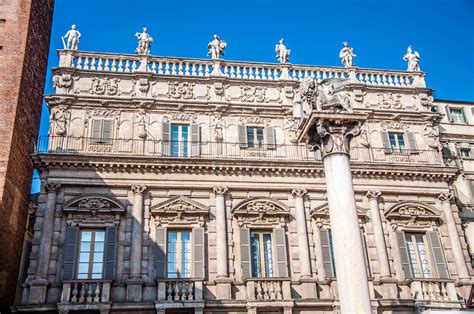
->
[291,188,307,198]
[45,182,61,193]
[213,185,228,195]
[366,190,381,200]
[131,184,147,195]
[438,192,454,203]
[307,118,362,159]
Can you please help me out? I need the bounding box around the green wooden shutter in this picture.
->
[445,106,453,122]
[396,231,412,279]
[161,122,171,156]
[190,124,201,157]
[155,227,167,278]
[104,226,117,280]
[406,132,418,154]
[91,119,101,141]
[380,131,392,154]
[62,226,79,280]
[265,127,276,150]
[238,125,248,148]
[320,229,335,278]
[426,231,449,279]
[240,228,251,278]
[192,227,205,278]
[274,228,288,277]
[102,120,113,144]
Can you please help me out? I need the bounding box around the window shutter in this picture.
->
[396,231,412,279]
[442,146,453,159]
[238,125,248,149]
[192,227,205,278]
[426,231,449,279]
[104,226,117,280]
[274,228,288,277]
[155,227,167,279]
[62,226,79,280]
[91,119,101,140]
[265,127,276,150]
[320,229,335,278]
[406,132,418,154]
[102,120,113,144]
[161,122,171,157]
[190,124,201,157]
[380,131,392,154]
[240,228,251,278]
[360,230,371,277]
[445,106,453,122]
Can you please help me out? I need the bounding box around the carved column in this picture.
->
[29,182,61,304]
[304,114,372,313]
[366,191,391,279]
[438,192,470,279]
[292,188,312,278]
[127,184,147,302]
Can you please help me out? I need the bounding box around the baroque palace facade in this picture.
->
[15,32,474,313]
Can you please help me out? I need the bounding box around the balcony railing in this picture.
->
[157,279,203,302]
[58,50,426,88]
[409,279,458,302]
[246,278,291,301]
[35,136,445,166]
[60,280,111,304]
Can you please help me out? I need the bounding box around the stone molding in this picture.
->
[366,190,382,200]
[44,182,61,193]
[291,188,307,198]
[438,192,454,203]
[385,201,442,229]
[212,185,228,196]
[150,195,209,227]
[232,197,289,227]
[310,202,367,226]
[63,194,125,213]
[131,184,147,195]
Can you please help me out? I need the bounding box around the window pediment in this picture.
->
[232,197,289,227]
[310,203,367,226]
[150,196,209,227]
[63,194,125,214]
[385,201,442,228]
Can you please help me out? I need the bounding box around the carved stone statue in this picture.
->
[315,80,353,113]
[50,105,69,136]
[339,41,356,68]
[62,25,81,50]
[135,27,153,55]
[297,77,318,116]
[275,38,290,64]
[403,45,421,72]
[208,34,226,60]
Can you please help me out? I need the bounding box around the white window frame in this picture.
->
[388,132,406,152]
[405,233,434,279]
[246,126,265,149]
[166,229,192,278]
[171,124,190,158]
[250,230,274,278]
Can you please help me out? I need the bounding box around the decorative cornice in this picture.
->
[366,190,382,200]
[131,184,147,195]
[291,188,307,198]
[212,185,228,196]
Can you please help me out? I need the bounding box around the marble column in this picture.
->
[28,182,61,304]
[366,190,391,279]
[305,115,372,313]
[127,184,147,302]
[439,192,470,279]
[291,188,312,278]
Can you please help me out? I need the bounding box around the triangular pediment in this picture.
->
[151,196,209,214]
[63,194,125,214]
[310,203,367,218]
[385,201,441,220]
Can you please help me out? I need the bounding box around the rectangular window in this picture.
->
[247,127,264,148]
[388,132,406,152]
[77,230,105,279]
[171,124,189,157]
[405,233,432,278]
[167,230,191,278]
[91,119,113,144]
[449,108,466,124]
[460,148,471,158]
[328,231,336,276]
[250,231,273,278]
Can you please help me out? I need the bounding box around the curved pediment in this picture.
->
[310,203,367,218]
[232,197,289,214]
[385,201,441,220]
[150,195,209,214]
[63,194,125,214]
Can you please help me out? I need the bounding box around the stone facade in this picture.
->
[0,0,54,311]
[16,49,474,313]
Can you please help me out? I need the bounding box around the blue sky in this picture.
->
[32,0,473,191]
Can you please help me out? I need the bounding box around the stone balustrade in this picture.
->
[157,279,203,302]
[58,50,425,88]
[409,279,458,302]
[60,280,111,304]
[246,278,291,301]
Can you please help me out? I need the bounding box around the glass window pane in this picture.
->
[77,273,88,279]
[256,128,264,146]
[92,263,103,273]
[81,231,92,242]
[328,231,336,276]
[80,242,91,252]
[397,134,406,149]
[263,234,273,277]
[78,263,89,274]
[93,252,104,263]
[95,232,105,242]
[94,242,104,252]
[247,128,255,148]
[79,253,90,263]
[91,273,102,279]
[251,233,261,278]
[405,234,420,277]
[415,235,431,278]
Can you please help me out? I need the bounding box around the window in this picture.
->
[449,108,466,124]
[77,230,105,279]
[91,119,113,144]
[460,148,471,158]
[167,230,191,278]
[328,231,336,276]
[247,127,264,148]
[171,124,189,157]
[250,231,273,277]
[388,133,406,152]
[405,233,432,278]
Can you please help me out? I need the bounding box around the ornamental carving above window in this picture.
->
[384,201,441,229]
[150,195,209,227]
[232,197,289,227]
[63,194,125,214]
[310,203,367,226]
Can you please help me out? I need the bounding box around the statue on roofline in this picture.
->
[135,27,153,55]
[208,34,226,60]
[62,25,81,50]
[403,45,421,72]
[275,38,290,64]
[339,41,356,68]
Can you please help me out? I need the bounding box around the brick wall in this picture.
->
[0,0,54,310]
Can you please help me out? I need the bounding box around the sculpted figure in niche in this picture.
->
[275,38,290,64]
[50,105,69,136]
[403,45,421,72]
[208,34,227,60]
[135,27,153,55]
[62,25,81,50]
[339,41,356,68]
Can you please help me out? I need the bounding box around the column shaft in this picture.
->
[130,185,146,279]
[37,186,59,278]
[293,189,312,278]
[215,191,228,278]
[324,154,371,312]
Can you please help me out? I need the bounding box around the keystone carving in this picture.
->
[212,185,228,195]
[45,183,61,193]
[131,184,147,195]
[366,190,382,200]
[291,188,307,198]
[438,192,454,203]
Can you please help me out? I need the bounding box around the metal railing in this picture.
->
[35,136,445,166]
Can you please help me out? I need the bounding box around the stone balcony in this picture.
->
[58,280,111,313]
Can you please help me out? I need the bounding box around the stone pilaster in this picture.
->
[438,192,470,279]
[127,184,147,302]
[366,190,391,279]
[291,188,312,278]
